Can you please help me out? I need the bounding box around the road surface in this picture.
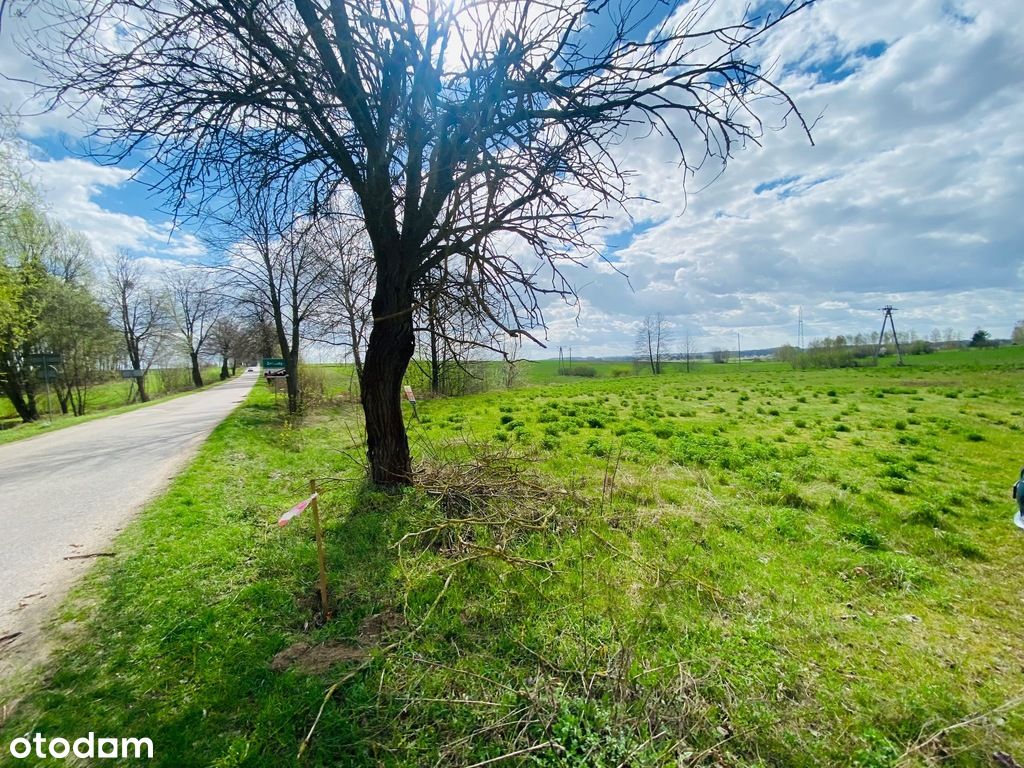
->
[0,371,256,681]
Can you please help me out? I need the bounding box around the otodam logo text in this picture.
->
[8,732,153,760]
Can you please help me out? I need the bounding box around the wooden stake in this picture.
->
[309,479,329,616]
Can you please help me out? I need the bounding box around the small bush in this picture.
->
[561,365,597,378]
[298,364,328,408]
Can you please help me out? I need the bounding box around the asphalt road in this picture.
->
[0,371,256,680]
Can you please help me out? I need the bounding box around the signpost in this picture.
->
[278,480,330,616]
[262,359,288,406]
[120,369,144,379]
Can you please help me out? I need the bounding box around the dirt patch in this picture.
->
[270,610,405,675]
[899,379,960,388]
[358,610,405,644]
[269,641,367,675]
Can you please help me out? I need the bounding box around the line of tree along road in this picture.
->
[0,141,273,423]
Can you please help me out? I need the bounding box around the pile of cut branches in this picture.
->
[395,441,567,566]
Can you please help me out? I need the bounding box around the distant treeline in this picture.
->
[776,332,968,369]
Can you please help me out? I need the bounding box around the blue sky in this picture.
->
[2,0,1022,357]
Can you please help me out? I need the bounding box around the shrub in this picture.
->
[154,366,191,394]
[298,364,328,408]
[561,365,597,378]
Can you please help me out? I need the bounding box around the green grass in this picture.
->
[2,348,1023,766]
[0,367,231,445]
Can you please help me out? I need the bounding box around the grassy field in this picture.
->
[2,348,1022,766]
[0,366,229,445]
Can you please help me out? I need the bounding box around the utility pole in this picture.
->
[874,306,905,366]
[736,333,741,365]
[797,306,805,350]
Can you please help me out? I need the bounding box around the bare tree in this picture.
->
[167,269,222,387]
[235,291,278,362]
[682,331,697,373]
[107,253,167,402]
[304,213,373,381]
[28,0,814,484]
[635,313,671,374]
[213,196,336,413]
[414,267,504,396]
[41,226,91,285]
[210,317,243,379]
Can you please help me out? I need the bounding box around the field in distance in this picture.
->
[3,346,1022,766]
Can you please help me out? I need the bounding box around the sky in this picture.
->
[1,0,1022,358]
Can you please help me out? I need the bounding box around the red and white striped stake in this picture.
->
[278,480,330,615]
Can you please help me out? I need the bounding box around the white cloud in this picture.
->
[545,0,1024,353]
[19,156,206,266]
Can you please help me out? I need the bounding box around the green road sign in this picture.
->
[36,368,59,382]
[262,358,286,369]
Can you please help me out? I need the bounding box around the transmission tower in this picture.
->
[874,306,904,365]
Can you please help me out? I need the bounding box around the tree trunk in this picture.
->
[189,352,204,388]
[2,377,38,422]
[56,383,70,415]
[1,350,39,422]
[72,384,86,416]
[268,291,299,415]
[360,278,415,487]
[286,349,300,413]
[347,313,364,381]
[128,343,150,403]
